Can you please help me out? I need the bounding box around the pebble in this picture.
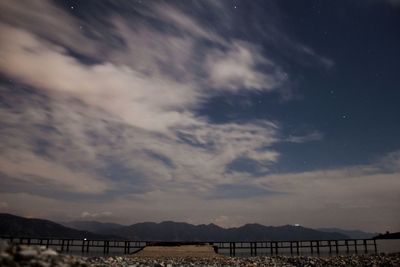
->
[41,248,59,257]
[1,241,88,267]
[18,248,38,259]
[0,251,11,260]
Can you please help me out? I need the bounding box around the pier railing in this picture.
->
[0,237,378,256]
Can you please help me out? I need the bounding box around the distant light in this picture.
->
[294,224,300,227]
[84,238,87,241]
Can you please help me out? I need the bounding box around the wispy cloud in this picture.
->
[0,0,291,197]
[0,0,95,55]
[81,211,113,219]
[206,41,288,92]
[285,131,323,143]
[1,152,399,230]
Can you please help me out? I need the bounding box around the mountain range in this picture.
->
[0,213,110,239]
[63,221,379,241]
[63,220,349,241]
[0,213,359,241]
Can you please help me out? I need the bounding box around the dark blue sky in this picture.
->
[0,0,399,231]
[198,0,400,172]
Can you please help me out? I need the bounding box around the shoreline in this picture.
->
[1,241,400,266]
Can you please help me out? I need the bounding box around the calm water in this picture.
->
[376,239,400,254]
[5,239,400,257]
[63,240,400,257]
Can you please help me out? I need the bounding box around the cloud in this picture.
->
[0,23,200,134]
[148,3,227,45]
[0,0,288,197]
[377,151,400,171]
[297,45,335,69]
[1,151,398,231]
[206,42,288,92]
[81,211,112,219]
[0,151,110,195]
[0,0,95,55]
[285,131,323,143]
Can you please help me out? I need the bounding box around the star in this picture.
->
[234,5,237,9]
[70,6,74,10]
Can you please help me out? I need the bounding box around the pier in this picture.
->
[1,237,378,256]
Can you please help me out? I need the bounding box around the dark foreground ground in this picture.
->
[1,241,399,267]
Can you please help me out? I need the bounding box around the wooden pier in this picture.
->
[1,237,378,256]
[1,237,146,255]
[213,239,378,256]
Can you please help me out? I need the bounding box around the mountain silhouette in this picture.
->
[62,220,124,233]
[1,213,348,241]
[67,220,348,241]
[0,213,112,239]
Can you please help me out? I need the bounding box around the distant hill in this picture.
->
[374,232,400,239]
[0,213,113,239]
[318,227,377,239]
[61,220,124,233]
[99,221,348,241]
[1,213,348,241]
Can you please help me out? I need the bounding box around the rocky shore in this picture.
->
[1,241,399,267]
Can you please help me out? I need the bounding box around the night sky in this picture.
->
[0,0,399,232]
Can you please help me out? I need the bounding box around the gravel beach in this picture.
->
[1,241,399,267]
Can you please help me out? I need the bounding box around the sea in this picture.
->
[52,239,400,257]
